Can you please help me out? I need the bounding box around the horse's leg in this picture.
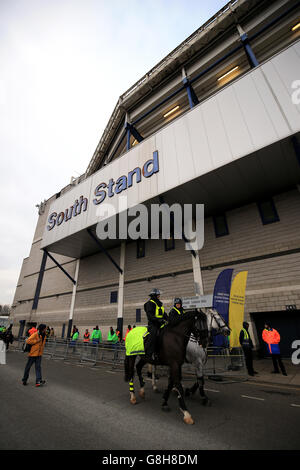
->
[197,349,211,406]
[136,357,146,399]
[124,356,137,404]
[152,365,158,392]
[198,375,211,406]
[185,343,199,397]
[161,376,173,411]
[171,363,194,425]
[185,380,199,397]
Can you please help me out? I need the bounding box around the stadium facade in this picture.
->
[11,0,300,356]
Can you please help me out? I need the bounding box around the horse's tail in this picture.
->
[124,355,132,382]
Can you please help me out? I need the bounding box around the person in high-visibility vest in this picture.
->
[107,327,119,343]
[168,298,185,324]
[123,325,132,342]
[143,288,168,361]
[239,322,257,377]
[83,329,90,342]
[71,328,79,353]
[262,322,287,376]
[90,326,102,345]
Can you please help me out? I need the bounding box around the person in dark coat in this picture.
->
[4,324,14,350]
[144,288,168,361]
[239,321,258,377]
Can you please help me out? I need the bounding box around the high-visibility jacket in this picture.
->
[240,328,252,348]
[107,331,119,343]
[72,332,79,341]
[91,329,102,342]
[124,328,132,341]
[262,328,280,354]
[150,299,165,319]
[168,306,185,324]
[83,333,90,342]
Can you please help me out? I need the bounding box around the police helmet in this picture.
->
[174,298,182,306]
[149,288,161,296]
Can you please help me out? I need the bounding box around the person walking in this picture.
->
[239,322,258,377]
[4,324,14,351]
[262,322,287,375]
[22,324,47,386]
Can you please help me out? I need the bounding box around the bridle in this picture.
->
[206,309,230,336]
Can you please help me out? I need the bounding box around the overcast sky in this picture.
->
[0,0,228,305]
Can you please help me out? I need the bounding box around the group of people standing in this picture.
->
[71,325,125,345]
[240,321,287,377]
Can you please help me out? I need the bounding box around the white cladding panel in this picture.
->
[41,42,300,249]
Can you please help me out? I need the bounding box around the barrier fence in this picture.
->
[13,337,247,382]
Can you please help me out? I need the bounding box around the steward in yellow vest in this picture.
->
[143,288,168,361]
[239,321,257,377]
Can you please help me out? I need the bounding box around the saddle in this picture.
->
[143,323,166,360]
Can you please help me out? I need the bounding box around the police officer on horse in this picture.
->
[144,288,168,361]
[168,298,186,324]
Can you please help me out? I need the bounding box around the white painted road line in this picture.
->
[241,395,265,401]
[291,404,300,408]
[204,388,220,393]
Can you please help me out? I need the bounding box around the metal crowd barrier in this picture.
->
[14,337,247,381]
[15,337,126,367]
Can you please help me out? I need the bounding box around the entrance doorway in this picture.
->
[251,310,300,358]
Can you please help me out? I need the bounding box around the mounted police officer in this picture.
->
[144,288,168,361]
[168,298,186,324]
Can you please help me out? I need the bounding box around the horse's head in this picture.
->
[205,308,230,336]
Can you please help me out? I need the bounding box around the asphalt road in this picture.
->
[1,351,300,450]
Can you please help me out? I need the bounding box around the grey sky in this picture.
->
[0,0,228,305]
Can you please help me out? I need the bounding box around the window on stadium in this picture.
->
[110,291,118,303]
[213,214,229,237]
[257,199,280,225]
[137,239,145,258]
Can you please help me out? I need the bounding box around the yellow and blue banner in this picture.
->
[228,271,248,348]
[212,269,233,347]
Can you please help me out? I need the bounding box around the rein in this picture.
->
[207,309,230,337]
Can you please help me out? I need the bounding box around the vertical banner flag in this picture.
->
[228,271,248,348]
[212,269,233,347]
